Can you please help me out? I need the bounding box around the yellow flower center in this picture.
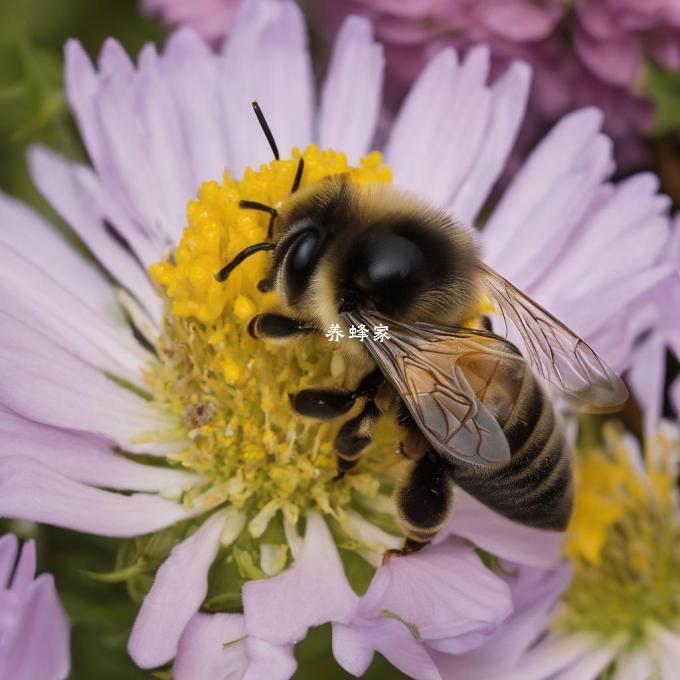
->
[561,423,680,644]
[146,145,400,541]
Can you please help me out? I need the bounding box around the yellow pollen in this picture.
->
[147,145,399,539]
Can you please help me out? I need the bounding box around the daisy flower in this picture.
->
[0,0,674,676]
[498,421,680,680]
[0,534,70,680]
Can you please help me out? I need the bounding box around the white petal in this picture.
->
[319,16,384,161]
[0,456,200,536]
[128,509,227,668]
[649,624,680,680]
[242,513,358,645]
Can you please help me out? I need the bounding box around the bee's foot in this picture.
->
[382,548,409,565]
[331,471,346,483]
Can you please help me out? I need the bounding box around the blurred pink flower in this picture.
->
[319,0,676,168]
[142,0,240,43]
[0,534,70,680]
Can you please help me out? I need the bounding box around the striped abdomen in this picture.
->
[451,355,573,531]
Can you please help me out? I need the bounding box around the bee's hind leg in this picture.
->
[332,398,381,479]
[384,449,454,562]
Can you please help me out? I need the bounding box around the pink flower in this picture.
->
[142,0,241,43]
[0,0,675,676]
[0,534,70,680]
[318,0,673,167]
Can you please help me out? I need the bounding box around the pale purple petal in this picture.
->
[27,145,161,318]
[0,312,175,449]
[174,613,248,680]
[483,108,606,268]
[333,617,441,680]
[432,565,571,679]
[0,456,199,536]
[242,512,358,645]
[0,192,117,320]
[220,0,314,176]
[628,335,666,435]
[319,16,384,162]
[444,490,563,568]
[450,60,531,225]
[0,535,19,596]
[356,539,512,654]
[0,406,199,492]
[485,111,613,288]
[1,574,70,680]
[0,247,149,388]
[553,643,622,680]
[504,633,600,680]
[129,508,227,668]
[160,28,230,185]
[386,46,495,207]
[135,42,197,243]
[9,539,36,595]
[244,638,297,680]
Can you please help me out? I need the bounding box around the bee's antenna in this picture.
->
[251,101,279,161]
[291,157,304,193]
[214,242,275,282]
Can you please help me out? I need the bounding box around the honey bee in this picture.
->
[216,103,628,558]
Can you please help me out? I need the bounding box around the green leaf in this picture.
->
[645,60,680,136]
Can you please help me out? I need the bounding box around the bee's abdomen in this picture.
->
[452,371,573,531]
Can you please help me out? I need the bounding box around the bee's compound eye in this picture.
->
[285,229,320,302]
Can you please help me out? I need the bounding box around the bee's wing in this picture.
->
[480,263,628,412]
[344,311,524,468]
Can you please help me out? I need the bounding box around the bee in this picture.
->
[216,103,628,558]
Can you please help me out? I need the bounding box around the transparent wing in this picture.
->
[480,263,628,412]
[344,311,527,468]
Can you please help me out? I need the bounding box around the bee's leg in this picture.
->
[248,313,317,340]
[333,399,381,478]
[289,368,383,422]
[384,449,454,562]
